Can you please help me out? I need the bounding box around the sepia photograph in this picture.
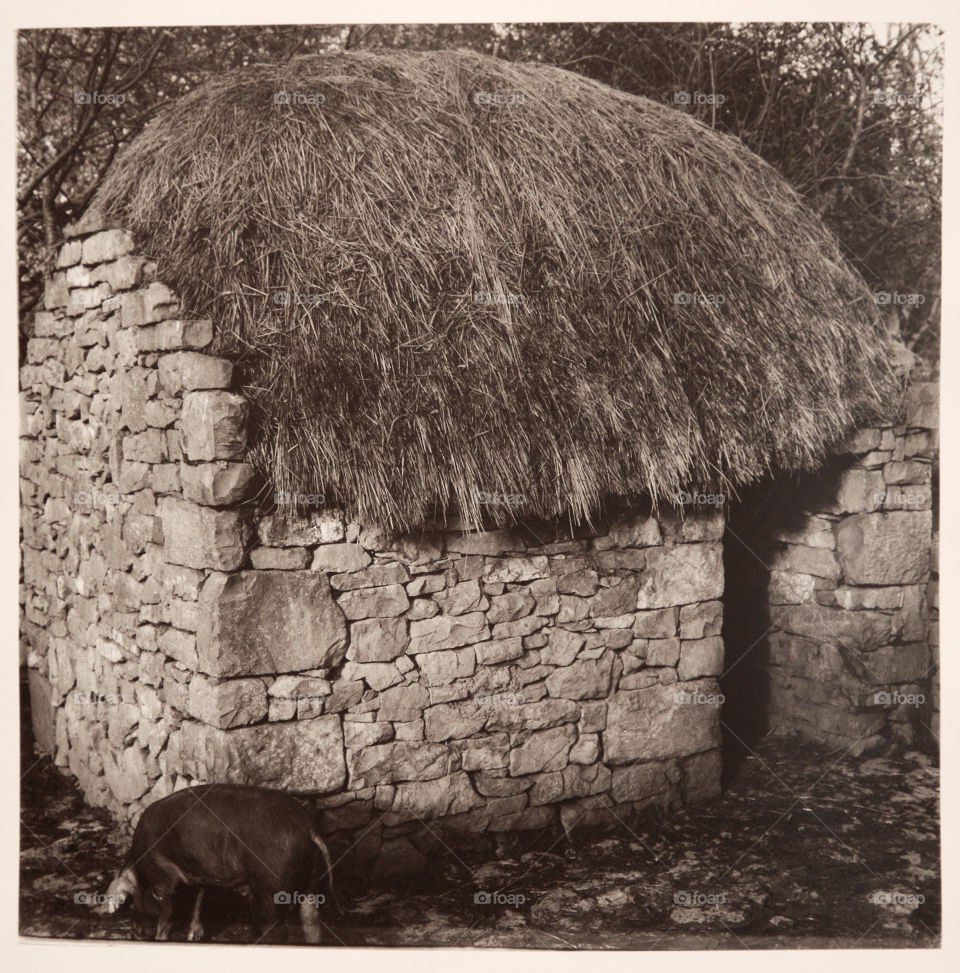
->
[16,16,942,952]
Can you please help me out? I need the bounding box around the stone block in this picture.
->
[610,761,670,803]
[187,675,268,728]
[180,461,255,506]
[904,383,937,430]
[636,543,724,609]
[545,650,620,699]
[180,391,247,461]
[608,513,662,548]
[197,570,347,676]
[159,496,250,571]
[591,576,641,618]
[604,682,721,763]
[350,616,409,662]
[540,628,584,666]
[390,772,481,820]
[835,511,931,585]
[681,749,723,802]
[258,510,345,546]
[509,724,576,776]
[180,715,345,792]
[475,637,523,665]
[768,544,839,580]
[81,229,135,265]
[446,530,522,555]
[331,562,409,591]
[378,683,430,723]
[337,584,409,620]
[409,611,489,653]
[483,556,549,584]
[158,352,234,393]
[136,319,212,351]
[347,741,456,788]
[434,579,487,615]
[249,546,311,570]
[28,668,56,753]
[677,637,724,680]
[120,282,178,326]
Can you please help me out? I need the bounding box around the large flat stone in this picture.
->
[197,570,347,676]
[180,715,345,792]
[636,543,724,608]
[347,741,456,788]
[603,682,721,763]
[835,511,932,585]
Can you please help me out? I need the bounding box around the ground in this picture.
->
[20,688,940,949]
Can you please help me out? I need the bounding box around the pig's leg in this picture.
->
[299,899,323,944]
[154,895,176,941]
[251,886,283,943]
[186,888,206,942]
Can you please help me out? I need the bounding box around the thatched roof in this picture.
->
[89,50,898,531]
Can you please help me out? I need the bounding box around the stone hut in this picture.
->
[20,51,937,872]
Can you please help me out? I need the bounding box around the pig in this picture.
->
[94,783,336,943]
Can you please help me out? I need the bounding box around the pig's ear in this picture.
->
[95,869,138,915]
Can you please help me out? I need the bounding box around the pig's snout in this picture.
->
[93,869,138,915]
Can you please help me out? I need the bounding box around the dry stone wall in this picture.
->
[766,385,938,754]
[21,224,727,866]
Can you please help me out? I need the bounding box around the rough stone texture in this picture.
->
[197,571,347,676]
[159,496,250,571]
[179,716,345,792]
[180,461,255,506]
[180,391,248,462]
[604,683,721,763]
[157,352,233,392]
[766,412,936,750]
[636,543,724,608]
[835,511,932,585]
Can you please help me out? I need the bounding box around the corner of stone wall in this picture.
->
[765,381,938,754]
[20,217,252,821]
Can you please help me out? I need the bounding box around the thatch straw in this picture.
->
[88,50,898,531]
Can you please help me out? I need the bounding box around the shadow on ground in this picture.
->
[20,679,940,949]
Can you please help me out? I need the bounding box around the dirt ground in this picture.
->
[20,682,940,950]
